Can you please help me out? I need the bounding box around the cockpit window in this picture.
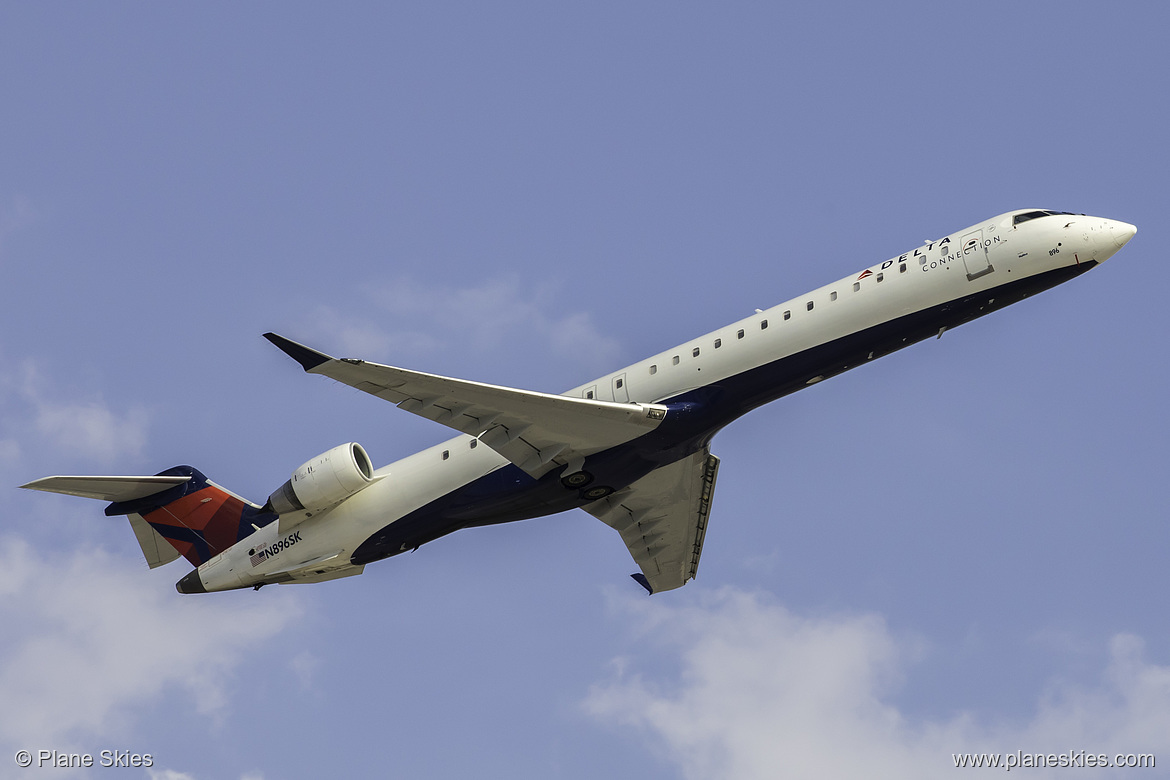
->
[1013,210,1080,226]
[1013,211,1050,225]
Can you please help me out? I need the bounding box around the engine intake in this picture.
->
[267,442,375,516]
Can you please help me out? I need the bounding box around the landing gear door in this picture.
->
[961,229,994,280]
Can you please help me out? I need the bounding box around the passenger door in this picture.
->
[961,229,993,280]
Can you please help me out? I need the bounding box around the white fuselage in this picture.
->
[196,210,1135,591]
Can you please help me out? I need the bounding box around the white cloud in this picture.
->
[0,360,150,467]
[0,536,301,754]
[147,769,263,780]
[1023,633,1170,752]
[310,275,622,377]
[31,399,149,464]
[584,589,1170,780]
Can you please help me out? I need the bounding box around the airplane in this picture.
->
[21,210,1136,595]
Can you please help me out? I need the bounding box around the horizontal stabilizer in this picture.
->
[20,475,191,502]
[21,466,276,570]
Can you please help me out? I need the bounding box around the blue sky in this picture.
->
[2,3,1167,778]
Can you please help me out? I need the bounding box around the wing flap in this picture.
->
[585,449,720,593]
[265,333,669,479]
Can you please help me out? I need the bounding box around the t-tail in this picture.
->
[21,467,277,571]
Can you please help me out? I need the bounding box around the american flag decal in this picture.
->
[250,548,268,567]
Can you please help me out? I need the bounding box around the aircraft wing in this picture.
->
[584,449,720,594]
[264,333,669,479]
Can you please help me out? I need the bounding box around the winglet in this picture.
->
[263,333,333,372]
[631,572,654,595]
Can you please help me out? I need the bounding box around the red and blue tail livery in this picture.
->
[22,210,1136,595]
[104,466,277,567]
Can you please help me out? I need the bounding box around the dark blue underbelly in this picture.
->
[352,262,1093,565]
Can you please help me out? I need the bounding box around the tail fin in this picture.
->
[22,467,277,567]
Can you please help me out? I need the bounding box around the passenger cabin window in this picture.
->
[442,450,449,460]
[692,347,700,357]
[469,439,477,449]
[760,319,768,329]
[586,390,594,399]
[876,273,884,282]
[899,263,906,273]
[615,378,623,389]
[673,355,680,365]
[806,301,814,311]
[650,364,657,375]
[853,282,860,292]
[737,329,745,339]
[830,291,838,301]
[783,310,791,320]
[714,338,722,348]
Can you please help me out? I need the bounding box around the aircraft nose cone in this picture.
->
[176,569,206,594]
[1113,221,1137,249]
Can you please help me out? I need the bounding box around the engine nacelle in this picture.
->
[267,442,375,516]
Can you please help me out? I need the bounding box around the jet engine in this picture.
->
[266,442,376,516]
